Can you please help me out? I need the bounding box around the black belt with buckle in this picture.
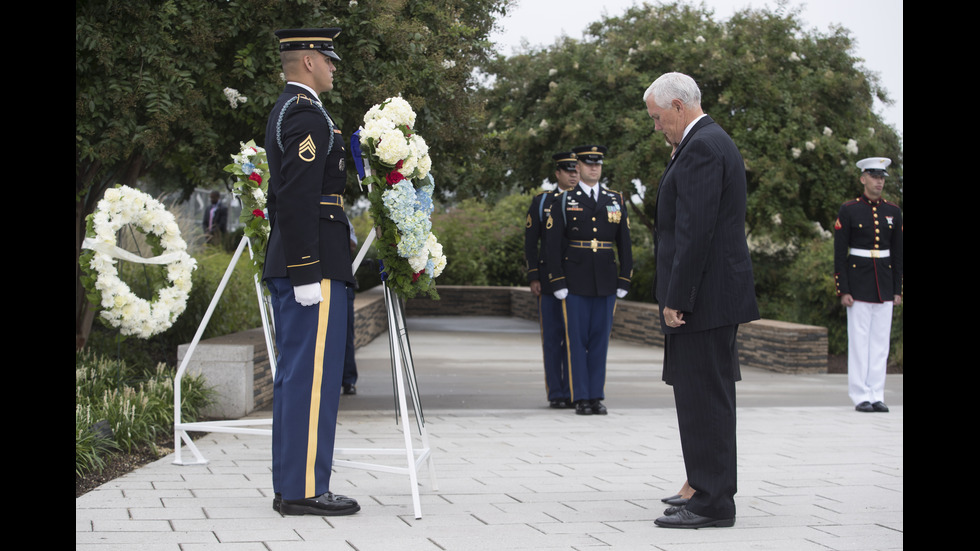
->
[320,195,344,206]
[569,239,613,252]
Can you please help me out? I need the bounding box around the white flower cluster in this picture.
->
[360,97,432,180]
[87,186,196,338]
[223,87,248,109]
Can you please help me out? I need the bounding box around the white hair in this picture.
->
[643,72,702,109]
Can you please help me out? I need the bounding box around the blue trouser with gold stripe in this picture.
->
[267,277,346,500]
[562,293,616,402]
[538,293,570,401]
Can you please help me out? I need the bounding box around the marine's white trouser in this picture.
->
[847,300,893,405]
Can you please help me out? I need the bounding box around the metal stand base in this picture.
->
[173,236,437,518]
[333,282,438,518]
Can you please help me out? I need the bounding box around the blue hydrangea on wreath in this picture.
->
[358,97,446,299]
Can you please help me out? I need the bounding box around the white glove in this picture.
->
[293,282,322,306]
[554,289,568,300]
[616,289,628,298]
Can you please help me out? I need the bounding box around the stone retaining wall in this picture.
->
[180,285,827,417]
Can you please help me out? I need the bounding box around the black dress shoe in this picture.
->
[661,493,681,503]
[591,399,607,415]
[342,384,356,395]
[855,401,874,412]
[273,493,281,512]
[663,496,689,506]
[663,505,685,515]
[280,492,360,516]
[655,508,734,529]
[575,400,593,415]
[872,401,889,412]
[550,399,571,409]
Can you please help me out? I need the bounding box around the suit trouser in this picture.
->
[538,293,570,401]
[846,300,893,405]
[563,293,616,402]
[664,324,739,520]
[267,277,347,500]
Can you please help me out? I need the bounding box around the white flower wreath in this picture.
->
[80,185,197,339]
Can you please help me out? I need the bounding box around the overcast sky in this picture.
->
[489,0,903,137]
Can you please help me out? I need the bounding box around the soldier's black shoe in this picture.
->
[591,399,607,415]
[273,493,281,512]
[550,399,571,409]
[342,384,356,395]
[280,492,360,516]
[575,400,593,415]
[855,401,874,412]
[871,401,889,412]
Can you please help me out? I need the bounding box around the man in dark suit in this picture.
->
[645,73,759,529]
[262,27,359,517]
[546,145,632,416]
[525,152,579,409]
[202,190,228,243]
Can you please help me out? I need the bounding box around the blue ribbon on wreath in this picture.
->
[350,130,366,181]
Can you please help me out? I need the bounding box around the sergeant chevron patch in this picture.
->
[299,135,316,162]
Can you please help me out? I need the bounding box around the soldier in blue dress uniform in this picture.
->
[263,27,359,516]
[525,152,580,409]
[546,145,632,415]
[834,157,903,413]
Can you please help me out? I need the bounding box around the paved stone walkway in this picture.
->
[76,317,903,550]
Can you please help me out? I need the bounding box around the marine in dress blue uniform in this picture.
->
[545,145,633,415]
[263,28,359,516]
[524,152,579,408]
[833,157,903,413]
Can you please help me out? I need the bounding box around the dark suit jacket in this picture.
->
[202,202,227,234]
[654,115,759,333]
[262,84,354,286]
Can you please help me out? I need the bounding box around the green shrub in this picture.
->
[754,237,902,367]
[431,194,531,287]
[75,417,116,477]
[75,351,211,476]
[86,248,264,367]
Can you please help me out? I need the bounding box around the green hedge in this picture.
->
[86,246,264,367]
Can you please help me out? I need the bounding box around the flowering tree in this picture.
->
[477,2,902,245]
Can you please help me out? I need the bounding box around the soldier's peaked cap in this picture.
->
[572,145,607,164]
[552,151,578,171]
[856,157,891,177]
[275,28,342,61]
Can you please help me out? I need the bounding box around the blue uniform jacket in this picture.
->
[545,186,632,297]
[263,84,354,286]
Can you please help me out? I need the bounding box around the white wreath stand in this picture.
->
[173,212,437,519]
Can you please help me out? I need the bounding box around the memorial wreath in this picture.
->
[357,97,446,299]
[79,185,197,338]
[224,139,270,282]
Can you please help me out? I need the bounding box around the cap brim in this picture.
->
[320,50,341,61]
